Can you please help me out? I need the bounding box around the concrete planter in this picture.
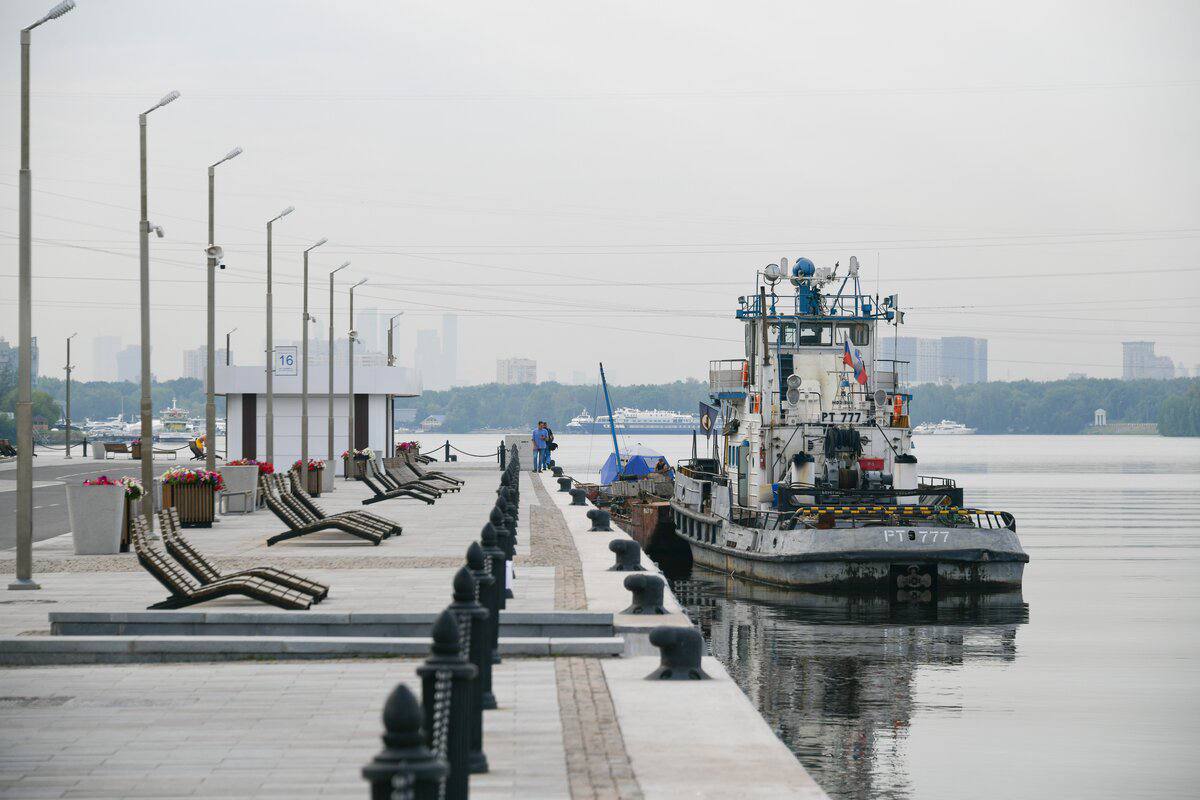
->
[218,465,259,514]
[66,484,125,555]
[320,465,335,493]
[162,482,216,528]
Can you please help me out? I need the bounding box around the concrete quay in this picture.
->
[0,459,827,799]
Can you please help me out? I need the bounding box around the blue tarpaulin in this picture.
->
[600,446,670,485]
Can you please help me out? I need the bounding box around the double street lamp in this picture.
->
[265,206,295,465]
[12,0,77,591]
[347,279,368,456]
[300,238,328,477]
[327,261,350,472]
[138,89,181,532]
[206,146,242,473]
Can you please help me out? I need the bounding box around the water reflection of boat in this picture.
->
[671,567,1028,800]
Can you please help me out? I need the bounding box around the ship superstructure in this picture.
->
[670,256,1027,593]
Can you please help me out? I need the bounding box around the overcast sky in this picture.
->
[2,0,1198,387]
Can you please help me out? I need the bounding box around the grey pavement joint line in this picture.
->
[555,657,644,800]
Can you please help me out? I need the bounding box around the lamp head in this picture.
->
[306,237,328,252]
[157,90,181,109]
[30,0,74,29]
[149,222,165,238]
[275,206,295,221]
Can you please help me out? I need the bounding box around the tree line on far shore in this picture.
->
[1,366,1197,439]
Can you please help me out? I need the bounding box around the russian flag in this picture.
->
[843,340,868,385]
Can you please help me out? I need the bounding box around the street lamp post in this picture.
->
[225,327,236,366]
[327,262,349,475]
[206,146,242,473]
[64,332,76,459]
[138,89,180,533]
[12,0,76,591]
[301,238,328,479]
[387,313,403,457]
[347,279,368,455]
[265,206,294,466]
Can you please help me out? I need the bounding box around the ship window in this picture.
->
[798,323,831,346]
[779,323,797,346]
[834,324,870,346]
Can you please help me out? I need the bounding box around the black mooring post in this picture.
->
[466,542,497,709]
[417,610,477,800]
[362,684,448,800]
[444,440,450,462]
[645,625,711,681]
[449,566,490,775]
[479,522,506,664]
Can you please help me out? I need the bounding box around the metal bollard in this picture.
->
[551,466,563,477]
[466,542,498,708]
[608,538,646,572]
[362,683,448,800]
[417,610,478,800]
[622,574,668,614]
[645,626,711,680]
[586,508,611,531]
[501,486,519,538]
[489,505,515,601]
[569,487,587,506]
[556,476,572,493]
[479,522,506,663]
[449,566,489,775]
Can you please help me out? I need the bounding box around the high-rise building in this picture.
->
[356,307,387,355]
[92,335,121,381]
[441,314,458,388]
[0,337,40,379]
[414,329,442,391]
[878,336,988,386]
[182,346,229,382]
[496,357,537,385]
[1122,341,1174,380]
[116,345,141,383]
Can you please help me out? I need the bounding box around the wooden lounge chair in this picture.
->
[354,467,436,507]
[158,508,329,602]
[389,456,460,493]
[262,487,385,546]
[0,439,16,457]
[131,517,312,610]
[281,473,403,537]
[266,474,396,538]
[373,458,445,499]
[403,453,465,487]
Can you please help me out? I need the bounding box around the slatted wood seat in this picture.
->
[385,457,457,494]
[372,457,444,499]
[259,476,384,546]
[353,467,437,507]
[402,453,465,487]
[282,473,402,537]
[131,516,312,610]
[158,508,329,602]
[264,474,393,539]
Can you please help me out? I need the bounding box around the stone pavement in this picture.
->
[0,460,827,799]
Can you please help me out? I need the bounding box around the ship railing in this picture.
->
[709,359,748,396]
[676,460,728,486]
[730,502,1016,532]
[918,475,957,488]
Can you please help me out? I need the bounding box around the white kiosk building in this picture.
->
[216,363,420,476]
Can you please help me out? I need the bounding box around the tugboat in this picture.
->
[670,257,1027,594]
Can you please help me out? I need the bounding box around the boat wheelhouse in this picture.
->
[671,256,1027,594]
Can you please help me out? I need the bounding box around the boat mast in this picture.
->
[599,362,623,474]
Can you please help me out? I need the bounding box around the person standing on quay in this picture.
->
[531,421,550,472]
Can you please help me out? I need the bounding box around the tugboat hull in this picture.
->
[672,503,1027,593]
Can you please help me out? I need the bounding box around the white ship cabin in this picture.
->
[693,257,948,522]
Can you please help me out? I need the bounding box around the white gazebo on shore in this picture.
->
[215,364,420,476]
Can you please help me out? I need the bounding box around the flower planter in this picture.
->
[162,482,216,527]
[121,496,140,552]
[131,442,142,460]
[306,466,324,496]
[66,484,125,555]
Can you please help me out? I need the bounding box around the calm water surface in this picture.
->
[416,433,1200,800]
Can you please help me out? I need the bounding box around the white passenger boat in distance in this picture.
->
[670,256,1027,595]
[913,419,976,435]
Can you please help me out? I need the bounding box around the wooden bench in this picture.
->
[104,442,131,459]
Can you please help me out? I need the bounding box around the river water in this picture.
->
[411,432,1200,800]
